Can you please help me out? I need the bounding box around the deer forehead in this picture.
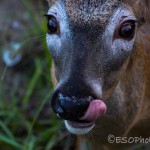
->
[65,0,118,24]
[48,0,137,26]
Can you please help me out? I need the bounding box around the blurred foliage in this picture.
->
[0,0,72,150]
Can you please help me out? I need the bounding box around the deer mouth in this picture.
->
[65,120,95,135]
[66,120,95,128]
[65,100,107,135]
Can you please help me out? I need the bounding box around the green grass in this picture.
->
[0,1,64,150]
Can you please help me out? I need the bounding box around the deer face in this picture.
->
[46,0,140,135]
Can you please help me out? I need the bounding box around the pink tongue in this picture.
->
[80,100,107,122]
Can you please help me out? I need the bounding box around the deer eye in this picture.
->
[46,15,58,34]
[119,21,135,39]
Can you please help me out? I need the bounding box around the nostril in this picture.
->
[51,92,94,120]
[51,93,65,115]
[53,99,64,114]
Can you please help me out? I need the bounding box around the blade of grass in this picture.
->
[27,91,52,138]
[21,0,42,34]
[24,92,52,149]
[24,136,36,150]
[22,59,41,107]
[28,140,35,150]
[36,125,60,142]
[0,120,15,140]
[0,134,22,149]
[1,66,7,81]
[0,81,6,108]
[45,135,58,150]
[4,108,17,125]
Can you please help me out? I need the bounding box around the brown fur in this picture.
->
[47,0,150,149]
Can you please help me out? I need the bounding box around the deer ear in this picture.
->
[137,0,150,22]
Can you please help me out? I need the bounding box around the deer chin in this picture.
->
[65,100,107,135]
[65,120,95,135]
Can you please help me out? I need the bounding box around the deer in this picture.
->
[46,0,150,149]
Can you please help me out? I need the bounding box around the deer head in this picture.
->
[46,0,150,137]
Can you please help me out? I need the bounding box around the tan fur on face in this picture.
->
[47,0,150,23]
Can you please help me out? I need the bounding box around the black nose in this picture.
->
[51,93,93,120]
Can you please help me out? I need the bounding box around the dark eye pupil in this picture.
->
[120,22,135,39]
[47,17,57,34]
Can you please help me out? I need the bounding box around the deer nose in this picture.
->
[51,93,94,120]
